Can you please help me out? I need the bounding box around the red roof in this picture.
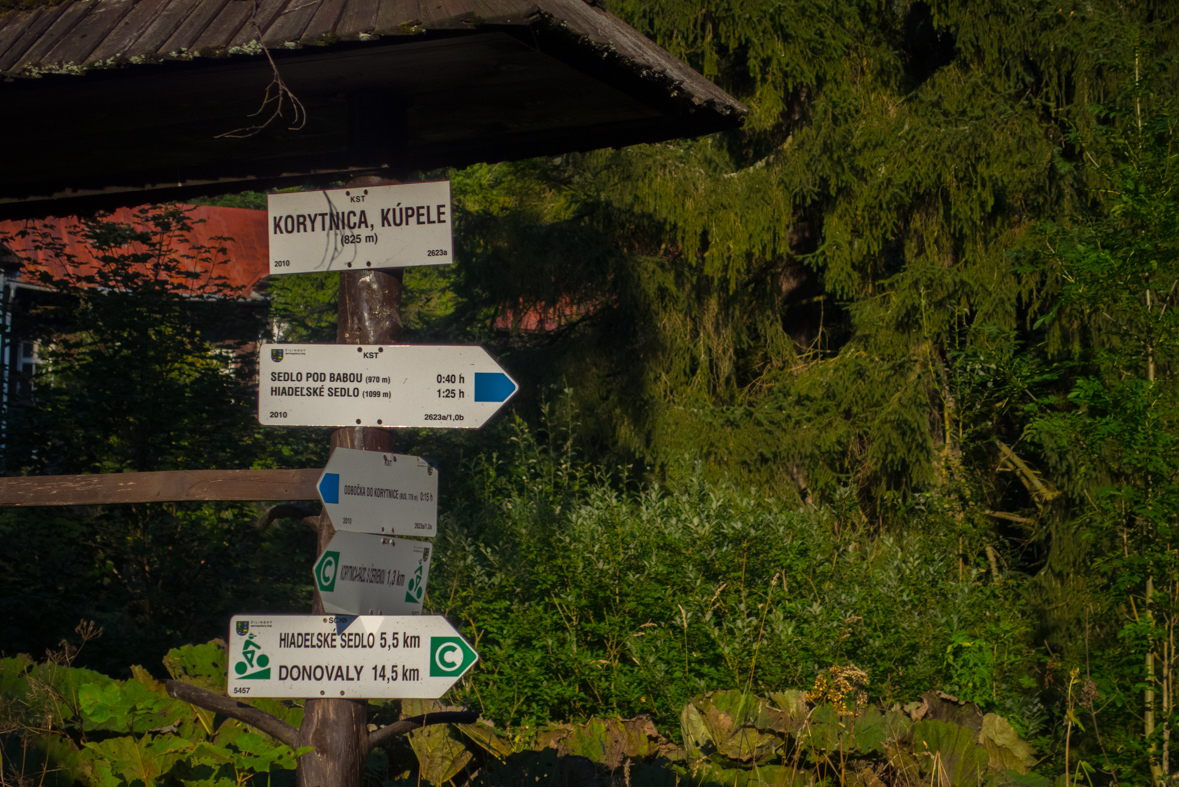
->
[0,206,269,297]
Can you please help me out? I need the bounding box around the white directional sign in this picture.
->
[228,615,478,699]
[267,181,453,275]
[319,448,438,537]
[258,344,518,429]
[313,531,432,616]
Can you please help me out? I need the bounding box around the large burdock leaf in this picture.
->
[409,722,474,785]
[766,691,808,733]
[680,691,785,765]
[458,721,516,760]
[682,701,711,761]
[81,735,185,786]
[79,679,187,733]
[801,703,902,756]
[534,716,668,768]
[985,771,1053,787]
[912,719,990,787]
[978,714,1036,774]
[404,699,475,785]
[162,641,227,693]
[685,759,810,787]
[853,706,912,754]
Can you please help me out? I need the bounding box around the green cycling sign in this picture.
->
[314,550,340,593]
[429,636,478,677]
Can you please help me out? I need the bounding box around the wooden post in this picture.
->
[296,175,403,787]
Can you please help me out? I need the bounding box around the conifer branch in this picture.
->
[166,680,299,747]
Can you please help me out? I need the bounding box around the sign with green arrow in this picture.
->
[313,531,431,616]
[227,615,478,698]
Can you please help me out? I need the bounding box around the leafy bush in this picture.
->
[0,636,306,786]
[1,638,1047,787]
[429,417,1040,737]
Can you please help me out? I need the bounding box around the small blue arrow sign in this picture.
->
[319,473,340,504]
[474,372,516,402]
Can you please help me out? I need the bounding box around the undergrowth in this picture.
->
[429,413,1043,743]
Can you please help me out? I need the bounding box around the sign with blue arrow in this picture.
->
[258,344,518,429]
[317,448,437,537]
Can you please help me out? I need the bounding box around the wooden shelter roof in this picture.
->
[0,0,745,217]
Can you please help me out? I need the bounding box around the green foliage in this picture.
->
[435,0,1179,526]
[431,10,1179,778]
[269,272,340,342]
[429,416,1037,735]
[1006,85,1179,781]
[2,640,1049,787]
[0,641,306,786]
[162,642,229,693]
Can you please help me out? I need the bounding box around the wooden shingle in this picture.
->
[371,0,423,36]
[335,0,379,40]
[39,0,136,67]
[0,1,78,70]
[188,0,254,53]
[260,0,322,46]
[225,0,291,48]
[159,0,231,54]
[87,0,179,63]
[125,0,202,59]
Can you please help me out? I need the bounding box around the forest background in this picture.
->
[1,0,1178,784]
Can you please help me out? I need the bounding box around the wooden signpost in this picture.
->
[0,176,496,787]
[163,176,492,786]
[291,175,427,784]
[229,174,496,786]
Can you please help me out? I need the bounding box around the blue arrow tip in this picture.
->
[474,372,517,403]
[319,473,340,504]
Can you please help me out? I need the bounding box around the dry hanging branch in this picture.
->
[217,0,307,139]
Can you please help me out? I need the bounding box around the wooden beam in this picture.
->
[0,469,321,507]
